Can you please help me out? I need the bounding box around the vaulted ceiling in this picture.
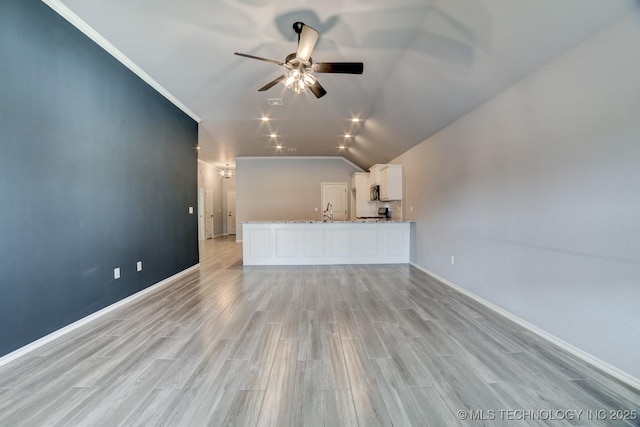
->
[57,0,636,170]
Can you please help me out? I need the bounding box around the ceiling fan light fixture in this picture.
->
[235,22,362,99]
[283,75,295,88]
[282,67,317,95]
[282,67,311,94]
[302,73,316,86]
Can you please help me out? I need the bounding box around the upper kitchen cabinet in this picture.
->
[369,164,382,185]
[379,165,402,201]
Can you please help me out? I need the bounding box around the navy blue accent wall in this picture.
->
[0,0,199,356]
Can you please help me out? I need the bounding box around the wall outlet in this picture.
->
[114,267,120,279]
[410,205,414,212]
[188,206,194,214]
[137,261,142,272]
[314,207,318,212]
[450,256,455,265]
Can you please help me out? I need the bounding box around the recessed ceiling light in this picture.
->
[195,146,201,150]
[339,145,345,149]
[344,134,352,138]
[276,145,282,149]
[261,117,270,122]
[351,118,361,122]
[270,133,277,138]
[267,98,283,106]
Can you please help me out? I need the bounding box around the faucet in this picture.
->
[324,202,334,222]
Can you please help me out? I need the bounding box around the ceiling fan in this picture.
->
[234,22,363,98]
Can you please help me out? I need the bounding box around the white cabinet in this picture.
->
[379,164,402,201]
[352,172,377,217]
[243,222,411,265]
[369,164,383,185]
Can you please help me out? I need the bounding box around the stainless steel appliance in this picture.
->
[370,184,380,201]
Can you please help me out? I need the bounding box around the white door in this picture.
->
[227,190,236,235]
[197,187,205,241]
[321,182,348,221]
[205,188,214,239]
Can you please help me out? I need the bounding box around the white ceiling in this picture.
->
[57,0,637,170]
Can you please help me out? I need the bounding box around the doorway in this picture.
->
[321,182,348,221]
[197,187,214,240]
[197,188,205,241]
[227,190,236,235]
[205,188,214,239]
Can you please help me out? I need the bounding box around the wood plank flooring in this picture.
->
[1,235,639,426]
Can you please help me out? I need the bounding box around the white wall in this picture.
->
[393,14,640,380]
[236,157,362,241]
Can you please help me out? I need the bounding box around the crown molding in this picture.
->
[41,0,201,123]
[235,156,364,171]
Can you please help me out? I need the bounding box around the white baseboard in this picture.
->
[0,264,200,368]
[410,262,640,392]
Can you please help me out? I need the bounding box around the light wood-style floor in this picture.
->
[1,236,638,426]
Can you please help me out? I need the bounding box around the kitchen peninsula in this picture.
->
[242,221,411,265]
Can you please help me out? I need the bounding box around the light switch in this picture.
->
[137,261,142,272]
[114,267,120,279]
[188,206,194,214]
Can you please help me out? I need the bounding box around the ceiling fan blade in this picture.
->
[308,80,327,98]
[234,52,284,66]
[258,75,287,92]
[314,62,364,74]
[297,25,319,62]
